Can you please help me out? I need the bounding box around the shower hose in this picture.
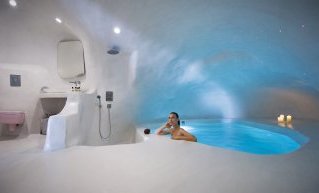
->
[97,95,112,140]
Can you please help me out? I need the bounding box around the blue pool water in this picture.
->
[144,120,309,155]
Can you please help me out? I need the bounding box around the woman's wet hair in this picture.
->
[170,112,180,126]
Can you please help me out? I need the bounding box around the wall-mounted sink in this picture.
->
[39,87,94,116]
[39,87,90,99]
[39,92,68,98]
[39,87,68,98]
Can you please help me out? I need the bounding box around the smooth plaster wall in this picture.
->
[0,64,49,134]
[0,1,76,135]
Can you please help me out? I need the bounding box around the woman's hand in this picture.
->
[165,122,171,128]
[157,122,171,135]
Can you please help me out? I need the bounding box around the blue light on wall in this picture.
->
[133,0,319,123]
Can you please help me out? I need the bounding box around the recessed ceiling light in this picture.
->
[9,0,17,7]
[113,27,121,34]
[55,17,62,24]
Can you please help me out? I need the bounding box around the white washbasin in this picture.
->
[39,88,90,98]
[39,92,68,98]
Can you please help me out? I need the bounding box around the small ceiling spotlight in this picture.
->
[55,17,62,24]
[9,0,17,7]
[113,27,121,34]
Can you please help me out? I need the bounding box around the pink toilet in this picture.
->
[0,111,25,132]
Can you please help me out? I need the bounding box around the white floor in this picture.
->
[0,120,319,193]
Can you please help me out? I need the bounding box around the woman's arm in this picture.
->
[172,129,197,142]
[156,122,171,135]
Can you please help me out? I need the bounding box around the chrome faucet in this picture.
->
[69,81,76,91]
[69,81,81,91]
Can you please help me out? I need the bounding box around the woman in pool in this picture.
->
[157,112,197,142]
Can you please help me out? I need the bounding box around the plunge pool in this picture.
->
[142,120,309,155]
